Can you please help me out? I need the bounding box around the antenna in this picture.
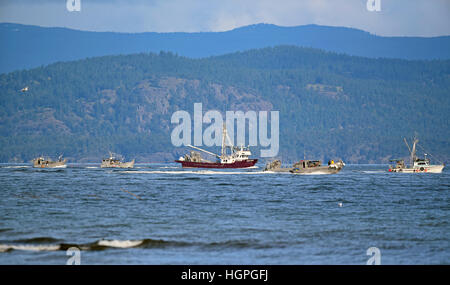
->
[417,143,444,165]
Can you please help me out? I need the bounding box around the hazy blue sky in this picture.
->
[0,0,449,36]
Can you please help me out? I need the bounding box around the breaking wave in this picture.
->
[0,244,60,252]
[360,170,386,174]
[0,238,273,252]
[2,166,29,169]
[97,239,144,248]
[0,238,185,252]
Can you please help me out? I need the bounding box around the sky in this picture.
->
[0,0,449,36]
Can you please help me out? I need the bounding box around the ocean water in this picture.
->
[0,163,448,265]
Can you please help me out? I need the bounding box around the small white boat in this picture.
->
[389,137,445,173]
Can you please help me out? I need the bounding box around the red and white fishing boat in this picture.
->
[175,124,258,168]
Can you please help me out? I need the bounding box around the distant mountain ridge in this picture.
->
[1,22,450,74]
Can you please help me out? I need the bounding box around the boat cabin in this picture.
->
[390,159,406,169]
[294,160,321,169]
[35,157,45,165]
[413,158,430,167]
[232,146,252,161]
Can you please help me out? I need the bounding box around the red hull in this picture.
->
[175,159,258,169]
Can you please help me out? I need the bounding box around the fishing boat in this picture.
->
[101,152,135,168]
[175,124,258,168]
[264,160,292,172]
[265,159,345,174]
[32,155,67,168]
[388,137,444,173]
[290,159,345,174]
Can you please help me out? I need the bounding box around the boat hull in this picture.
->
[265,159,345,174]
[265,167,293,173]
[290,165,343,174]
[33,159,67,168]
[101,160,135,168]
[175,159,257,169]
[389,164,444,173]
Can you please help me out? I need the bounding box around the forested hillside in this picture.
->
[0,46,449,163]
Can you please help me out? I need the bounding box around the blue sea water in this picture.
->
[0,163,448,264]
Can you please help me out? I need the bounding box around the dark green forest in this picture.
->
[0,46,449,163]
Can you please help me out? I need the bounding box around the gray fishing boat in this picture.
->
[32,155,67,168]
[264,159,345,174]
[264,160,293,172]
[290,159,345,174]
[101,152,135,168]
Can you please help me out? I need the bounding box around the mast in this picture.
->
[411,137,418,165]
[221,123,227,158]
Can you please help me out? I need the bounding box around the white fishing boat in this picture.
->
[388,137,445,173]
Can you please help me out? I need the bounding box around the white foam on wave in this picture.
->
[0,244,60,252]
[52,165,67,168]
[0,239,150,252]
[3,166,29,169]
[86,166,99,169]
[262,170,292,174]
[292,172,330,175]
[361,170,385,174]
[97,239,143,248]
